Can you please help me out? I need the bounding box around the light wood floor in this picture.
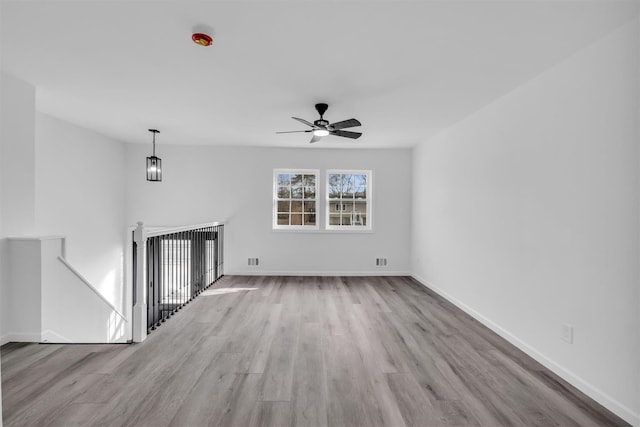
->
[1,276,628,427]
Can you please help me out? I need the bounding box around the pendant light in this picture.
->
[146,129,162,182]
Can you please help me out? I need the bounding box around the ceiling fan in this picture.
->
[277,103,362,143]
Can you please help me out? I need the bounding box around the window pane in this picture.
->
[304,214,316,225]
[304,201,315,213]
[277,174,291,187]
[341,175,354,198]
[343,201,354,212]
[329,214,341,226]
[354,200,366,213]
[328,174,341,199]
[304,184,316,199]
[354,174,367,187]
[291,201,303,213]
[277,214,289,225]
[340,214,352,226]
[351,210,365,226]
[278,186,290,199]
[277,200,290,213]
[354,174,367,199]
[330,202,345,212]
[290,214,303,225]
[292,175,303,198]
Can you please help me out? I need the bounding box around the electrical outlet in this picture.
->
[561,324,573,344]
[248,258,260,266]
[376,258,388,267]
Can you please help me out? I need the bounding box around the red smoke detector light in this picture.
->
[192,33,213,46]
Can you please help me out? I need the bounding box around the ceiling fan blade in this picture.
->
[331,130,362,139]
[309,134,322,143]
[276,130,312,134]
[329,118,361,130]
[292,117,315,128]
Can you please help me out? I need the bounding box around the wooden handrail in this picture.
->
[145,221,225,238]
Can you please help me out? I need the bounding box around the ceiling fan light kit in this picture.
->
[277,103,362,144]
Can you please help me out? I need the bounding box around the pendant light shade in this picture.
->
[146,129,162,182]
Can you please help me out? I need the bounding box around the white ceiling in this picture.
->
[1,1,637,148]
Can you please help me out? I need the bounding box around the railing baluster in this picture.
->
[172,232,176,311]
[136,222,223,337]
[181,230,186,304]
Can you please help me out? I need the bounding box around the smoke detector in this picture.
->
[192,33,213,47]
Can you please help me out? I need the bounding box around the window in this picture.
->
[327,170,371,230]
[273,169,319,230]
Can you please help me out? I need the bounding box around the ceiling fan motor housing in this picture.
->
[315,103,329,117]
[314,119,329,127]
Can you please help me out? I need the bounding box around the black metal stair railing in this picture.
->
[143,224,224,333]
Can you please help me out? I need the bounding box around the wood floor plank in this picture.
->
[5,372,106,426]
[1,275,629,427]
[300,276,322,324]
[386,372,444,427]
[259,307,301,401]
[485,348,624,427]
[321,295,347,336]
[292,322,328,427]
[168,352,241,427]
[45,402,104,427]
[121,334,227,426]
[216,373,263,427]
[0,343,64,381]
[323,333,376,427]
[249,401,293,427]
[237,303,283,374]
[382,311,462,402]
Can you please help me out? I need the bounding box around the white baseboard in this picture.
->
[411,274,640,427]
[0,332,42,346]
[225,270,410,277]
[40,329,128,344]
[1,331,128,346]
[41,329,73,344]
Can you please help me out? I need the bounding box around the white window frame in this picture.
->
[326,169,372,231]
[273,169,320,231]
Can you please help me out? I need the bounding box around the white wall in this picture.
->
[411,19,640,425]
[0,72,35,427]
[6,239,42,342]
[125,145,412,275]
[1,74,35,236]
[40,238,127,343]
[0,73,36,343]
[35,113,127,316]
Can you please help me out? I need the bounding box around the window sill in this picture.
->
[271,228,374,234]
